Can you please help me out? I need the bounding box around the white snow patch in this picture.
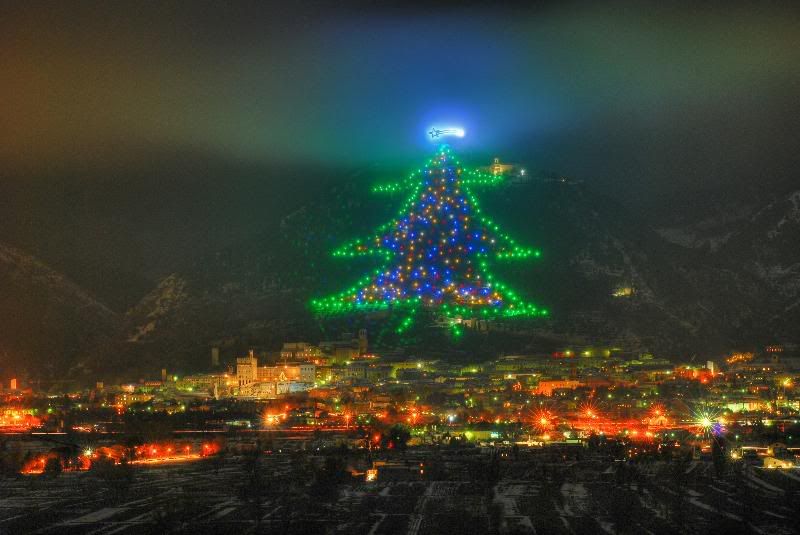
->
[598,520,616,534]
[747,471,784,493]
[688,498,741,521]
[639,489,667,519]
[63,507,126,524]
[778,469,800,483]
[561,482,588,516]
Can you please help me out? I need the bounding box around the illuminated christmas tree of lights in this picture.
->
[311,144,547,333]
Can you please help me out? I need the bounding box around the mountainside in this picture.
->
[657,188,800,340]
[3,174,799,382]
[0,242,121,379]
[103,176,800,379]
[459,176,781,355]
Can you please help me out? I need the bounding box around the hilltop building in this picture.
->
[281,342,326,364]
[319,329,368,363]
[235,350,315,399]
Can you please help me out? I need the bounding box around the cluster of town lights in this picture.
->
[20,441,220,474]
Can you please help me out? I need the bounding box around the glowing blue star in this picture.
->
[428,127,465,139]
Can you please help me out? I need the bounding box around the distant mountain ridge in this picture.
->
[0,242,120,379]
[657,188,800,330]
[113,176,800,372]
[2,176,799,383]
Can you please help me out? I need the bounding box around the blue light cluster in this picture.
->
[313,144,546,319]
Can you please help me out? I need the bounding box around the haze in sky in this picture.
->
[3,2,798,189]
[1,1,799,304]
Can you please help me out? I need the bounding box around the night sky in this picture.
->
[1,1,799,303]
